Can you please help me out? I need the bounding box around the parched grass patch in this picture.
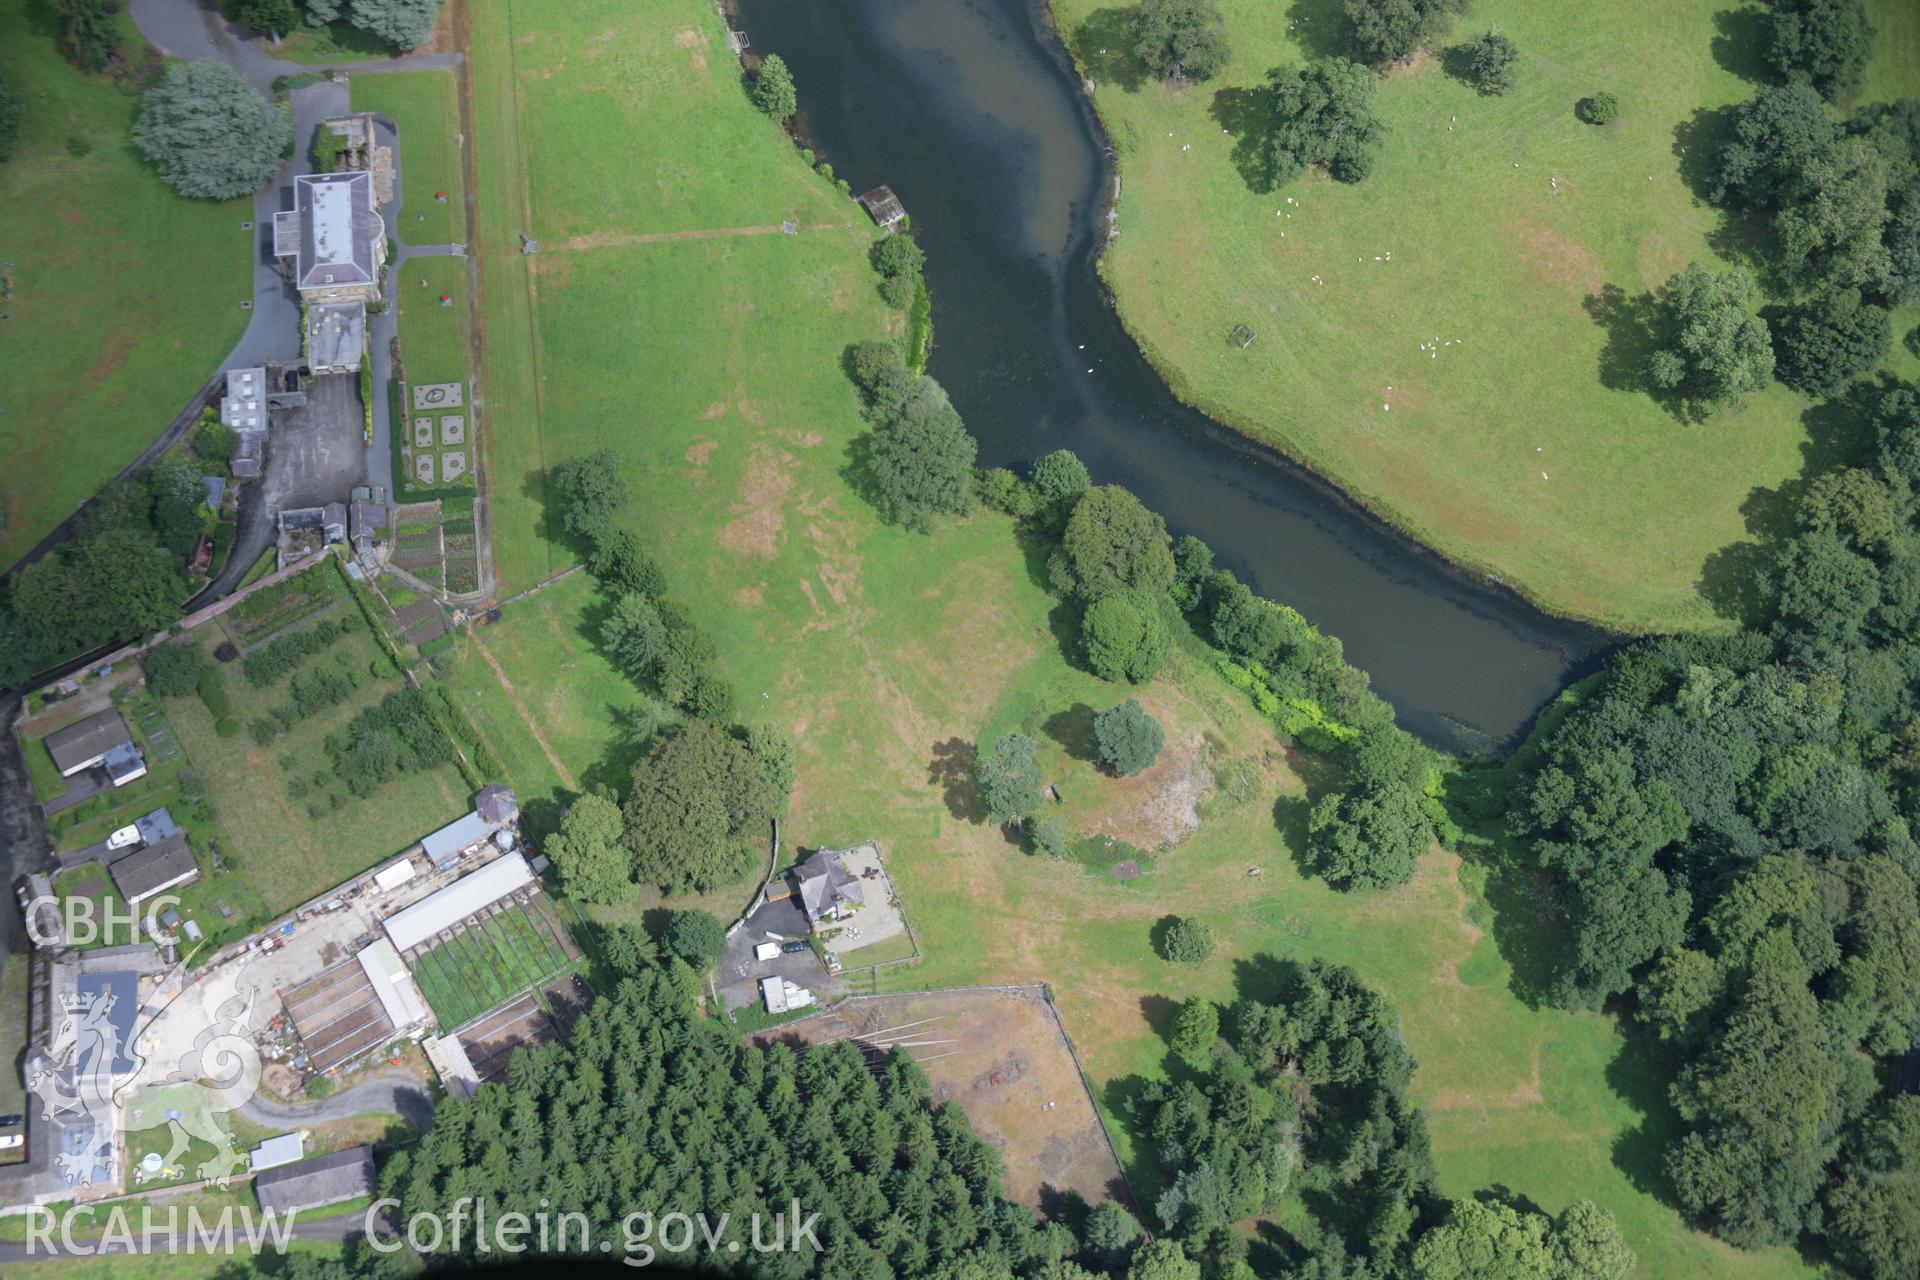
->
[0,4,250,567]
[350,69,467,244]
[1049,0,1920,631]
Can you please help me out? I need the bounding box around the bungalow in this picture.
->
[42,710,144,786]
[108,834,200,906]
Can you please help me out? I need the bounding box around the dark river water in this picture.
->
[732,0,1610,751]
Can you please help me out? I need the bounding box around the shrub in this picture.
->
[1158,916,1215,964]
[1093,699,1166,775]
[1577,91,1619,125]
[215,717,240,738]
[1033,816,1069,856]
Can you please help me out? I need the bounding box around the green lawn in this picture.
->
[164,621,469,914]
[395,254,471,387]
[450,3,1820,1276]
[351,69,467,245]
[1047,0,1920,632]
[0,1,250,567]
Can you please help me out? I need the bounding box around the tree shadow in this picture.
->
[1472,859,1571,1009]
[1211,83,1280,193]
[1673,105,1740,204]
[1604,1018,1682,1204]
[1230,951,1302,1006]
[1583,283,1664,400]
[1285,0,1348,59]
[1016,528,1086,659]
[1905,323,1920,360]
[928,736,984,821]
[1068,7,1150,93]
[1709,6,1773,85]
[1437,41,1480,91]
[1695,539,1770,627]
[1273,790,1316,880]
[1138,992,1179,1038]
[1101,1072,1168,1209]
[1043,702,1096,761]
[1472,1184,1547,1217]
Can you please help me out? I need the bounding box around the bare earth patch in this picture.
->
[751,987,1129,1212]
[715,443,794,558]
[1078,734,1213,850]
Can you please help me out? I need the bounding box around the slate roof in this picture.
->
[109,834,199,903]
[252,1147,376,1215]
[288,173,381,290]
[43,710,132,774]
[792,848,864,920]
[475,785,519,826]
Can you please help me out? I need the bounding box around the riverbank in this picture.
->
[1045,0,1920,634]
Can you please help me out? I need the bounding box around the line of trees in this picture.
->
[540,452,797,901]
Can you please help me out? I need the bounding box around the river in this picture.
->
[730,0,1609,752]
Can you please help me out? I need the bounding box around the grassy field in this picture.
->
[449,2,1822,1273]
[1046,0,1920,631]
[0,2,249,568]
[396,254,472,387]
[163,610,469,913]
[351,69,467,245]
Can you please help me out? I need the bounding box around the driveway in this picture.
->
[719,895,841,1011]
[238,1069,435,1133]
[129,0,463,92]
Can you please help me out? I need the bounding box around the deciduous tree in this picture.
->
[1131,0,1231,82]
[1093,698,1166,775]
[1264,58,1387,185]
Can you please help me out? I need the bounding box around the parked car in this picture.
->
[0,1114,22,1127]
[780,940,811,955]
[0,1134,21,1150]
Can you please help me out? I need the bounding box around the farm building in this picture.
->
[42,710,140,781]
[419,787,520,868]
[252,1147,376,1216]
[357,938,430,1031]
[248,1133,305,1172]
[280,940,431,1075]
[381,853,534,953]
[108,835,200,906]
